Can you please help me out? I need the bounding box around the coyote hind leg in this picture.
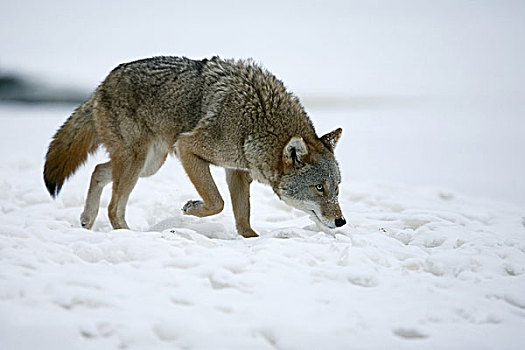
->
[80,161,112,229]
[108,150,147,230]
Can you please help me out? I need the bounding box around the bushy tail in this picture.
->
[43,96,100,198]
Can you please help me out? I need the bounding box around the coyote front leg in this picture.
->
[226,169,258,238]
[177,137,224,217]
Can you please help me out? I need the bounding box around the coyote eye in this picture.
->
[315,184,324,192]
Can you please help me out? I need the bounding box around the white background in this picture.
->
[1,0,524,205]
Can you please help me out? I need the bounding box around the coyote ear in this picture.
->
[283,137,308,167]
[320,128,342,153]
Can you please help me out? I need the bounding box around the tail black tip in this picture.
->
[44,177,62,199]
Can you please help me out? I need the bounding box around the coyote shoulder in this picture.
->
[44,56,345,237]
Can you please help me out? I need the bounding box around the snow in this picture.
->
[0,104,524,349]
[1,0,525,348]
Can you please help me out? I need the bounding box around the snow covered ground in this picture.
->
[1,0,525,348]
[0,104,524,349]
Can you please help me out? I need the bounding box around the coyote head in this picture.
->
[275,128,346,229]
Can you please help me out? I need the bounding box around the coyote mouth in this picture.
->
[310,210,336,229]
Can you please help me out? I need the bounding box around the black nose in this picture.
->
[335,217,346,227]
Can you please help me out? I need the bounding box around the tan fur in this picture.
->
[226,169,257,238]
[43,56,346,236]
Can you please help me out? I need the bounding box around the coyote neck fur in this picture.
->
[201,58,320,187]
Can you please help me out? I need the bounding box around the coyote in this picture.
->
[44,56,346,237]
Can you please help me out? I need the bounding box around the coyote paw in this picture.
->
[182,199,224,217]
[239,228,259,238]
[182,200,204,214]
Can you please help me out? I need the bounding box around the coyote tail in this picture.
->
[43,96,100,198]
